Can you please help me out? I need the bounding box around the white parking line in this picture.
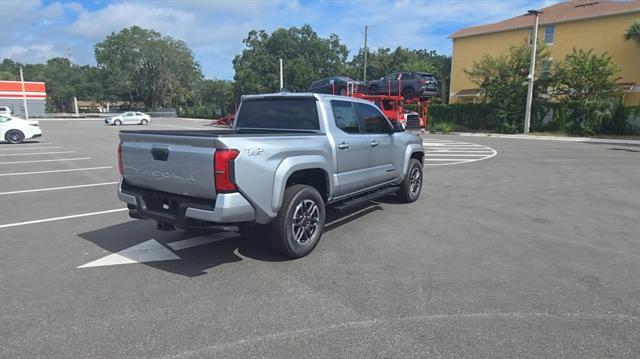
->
[0,166,113,176]
[0,182,118,195]
[0,208,128,229]
[0,157,90,165]
[0,146,63,151]
[0,151,75,157]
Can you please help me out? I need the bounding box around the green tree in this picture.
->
[624,20,640,44]
[465,41,551,133]
[232,25,349,96]
[95,26,203,109]
[552,48,622,134]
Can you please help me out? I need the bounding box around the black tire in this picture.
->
[5,130,25,144]
[338,87,347,96]
[402,87,415,100]
[398,158,423,203]
[114,119,122,126]
[269,184,325,258]
[140,119,148,125]
[368,85,378,95]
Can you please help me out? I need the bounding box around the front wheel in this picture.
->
[398,158,423,203]
[5,130,25,144]
[140,119,148,125]
[269,184,325,258]
[402,87,415,100]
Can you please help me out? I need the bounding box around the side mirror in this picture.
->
[392,121,404,132]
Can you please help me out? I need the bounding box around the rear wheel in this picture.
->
[114,119,122,126]
[140,119,148,125]
[338,87,347,96]
[269,184,325,258]
[368,85,378,95]
[5,130,25,144]
[398,158,423,203]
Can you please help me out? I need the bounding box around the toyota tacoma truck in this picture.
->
[117,93,424,258]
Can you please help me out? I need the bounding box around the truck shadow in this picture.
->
[77,202,385,277]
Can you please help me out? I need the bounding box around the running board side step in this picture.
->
[331,186,399,211]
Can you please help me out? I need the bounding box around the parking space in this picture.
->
[1,119,639,358]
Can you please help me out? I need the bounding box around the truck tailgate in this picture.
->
[120,132,217,199]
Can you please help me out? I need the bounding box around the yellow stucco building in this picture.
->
[449,0,640,106]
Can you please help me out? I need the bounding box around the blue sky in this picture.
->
[0,0,558,80]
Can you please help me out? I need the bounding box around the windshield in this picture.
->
[236,97,320,131]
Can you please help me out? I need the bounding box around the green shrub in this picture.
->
[429,121,454,134]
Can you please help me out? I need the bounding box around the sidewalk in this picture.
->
[451,132,640,146]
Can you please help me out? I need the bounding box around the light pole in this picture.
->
[19,66,29,120]
[524,9,542,134]
[363,25,369,83]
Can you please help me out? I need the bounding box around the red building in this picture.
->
[0,80,47,117]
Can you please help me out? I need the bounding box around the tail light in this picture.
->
[419,79,427,84]
[214,149,240,192]
[117,142,123,176]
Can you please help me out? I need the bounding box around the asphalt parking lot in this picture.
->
[1,118,639,358]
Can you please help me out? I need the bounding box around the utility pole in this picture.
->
[363,25,369,83]
[524,10,542,134]
[19,66,29,120]
[279,58,284,91]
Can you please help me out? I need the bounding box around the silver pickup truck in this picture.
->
[117,93,424,258]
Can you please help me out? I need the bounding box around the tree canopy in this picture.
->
[232,25,349,95]
[1,24,451,115]
[95,26,203,109]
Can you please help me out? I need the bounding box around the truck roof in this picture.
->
[241,92,376,105]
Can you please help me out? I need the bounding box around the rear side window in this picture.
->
[331,100,360,134]
[354,103,391,134]
[236,98,319,130]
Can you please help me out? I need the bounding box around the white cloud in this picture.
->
[1,44,61,63]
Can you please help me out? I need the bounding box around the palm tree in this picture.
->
[624,20,640,44]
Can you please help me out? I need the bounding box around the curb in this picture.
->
[450,132,640,146]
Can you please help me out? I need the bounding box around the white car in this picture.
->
[0,106,12,116]
[105,111,151,126]
[0,115,42,144]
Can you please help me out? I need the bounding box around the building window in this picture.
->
[528,29,534,46]
[544,24,555,44]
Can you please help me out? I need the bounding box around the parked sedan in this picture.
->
[367,72,439,99]
[308,76,361,96]
[0,115,42,144]
[105,111,151,126]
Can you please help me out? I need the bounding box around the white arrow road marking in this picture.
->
[77,232,243,269]
[77,239,179,268]
[166,232,240,250]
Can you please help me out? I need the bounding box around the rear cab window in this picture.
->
[331,100,361,134]
[236,97,320,131]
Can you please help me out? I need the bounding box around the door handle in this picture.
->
[370,141,379,148]
[338,142,351,150]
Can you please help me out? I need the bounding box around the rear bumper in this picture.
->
[118,179,255,227]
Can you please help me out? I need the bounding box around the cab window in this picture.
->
[331,100,361,134]
[354,103,391,134]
